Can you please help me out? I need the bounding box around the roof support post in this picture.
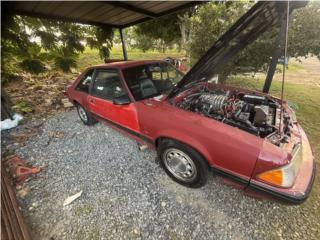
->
[119,28,128,61]
[263,13,287,93]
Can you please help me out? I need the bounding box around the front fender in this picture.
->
[154,129,216,166]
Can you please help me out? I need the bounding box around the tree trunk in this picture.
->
[178,14,187,53]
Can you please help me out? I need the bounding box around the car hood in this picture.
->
[167,1,307,99]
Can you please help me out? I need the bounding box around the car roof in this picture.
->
[91,60,165,70]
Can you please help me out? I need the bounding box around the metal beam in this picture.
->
[106,1,157,18]
[119,28,128,61]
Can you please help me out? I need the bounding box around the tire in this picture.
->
[76,104,97,126]
[157,139,208,188]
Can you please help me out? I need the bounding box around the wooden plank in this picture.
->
[1,178,20,240]
[1,195,14,240]
[1,169,32,240]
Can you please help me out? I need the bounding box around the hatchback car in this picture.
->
[65,1,315,204]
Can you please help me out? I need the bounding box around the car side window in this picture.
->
[75,69,94,93]
[91,70,126,100]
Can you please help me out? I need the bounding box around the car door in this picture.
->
[88,69,140,132]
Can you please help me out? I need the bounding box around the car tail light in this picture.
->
[256,144,302,188]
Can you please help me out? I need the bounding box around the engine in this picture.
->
[176,88,280,137]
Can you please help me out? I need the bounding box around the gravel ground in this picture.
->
[2,110,319,240]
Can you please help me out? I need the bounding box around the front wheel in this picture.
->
[76,104,97,126]
[157,139,208,188]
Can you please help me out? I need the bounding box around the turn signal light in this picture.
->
[257,169,283,186]
[256,144,302,188]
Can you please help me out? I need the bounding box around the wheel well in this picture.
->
[155,137,171,148]
[155,136,210,166]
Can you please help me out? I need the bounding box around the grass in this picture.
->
[286,62,306,73]
[75,204,93,217]
[276,62,306,73]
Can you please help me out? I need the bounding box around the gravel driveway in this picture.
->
[4,110,319,240]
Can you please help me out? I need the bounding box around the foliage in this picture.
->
[86,25,114,62]
[13,100,33,113]
[288,1,320,59]
[132,15,181,52]
[1,15,114,76]
[50,48,77,73]
[187,1,320,78]
[188,2,252,66]
[19,59,46,74]
[2,1,319,80]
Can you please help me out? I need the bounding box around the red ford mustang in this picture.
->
[65,2,315,204]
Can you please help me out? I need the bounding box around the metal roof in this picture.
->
[4,1,201,28]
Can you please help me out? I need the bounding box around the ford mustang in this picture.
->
[65,1,315,204]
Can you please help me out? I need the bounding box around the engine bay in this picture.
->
[174,85,291,140]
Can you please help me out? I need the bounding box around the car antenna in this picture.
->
[279,1,290,137]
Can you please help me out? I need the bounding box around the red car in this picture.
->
[65,2,314,204]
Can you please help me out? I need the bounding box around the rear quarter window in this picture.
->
[75,69,94,93]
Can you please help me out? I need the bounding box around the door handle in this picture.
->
[144,101,153,106]
[89,98,95,103]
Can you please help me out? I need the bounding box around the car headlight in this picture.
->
[256,144,302,188]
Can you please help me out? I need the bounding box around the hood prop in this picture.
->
[263,2,290,94]
[279,1,290,137]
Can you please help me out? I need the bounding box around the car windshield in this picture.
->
[122,63,184,101]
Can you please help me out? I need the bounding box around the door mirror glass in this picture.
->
[113,94,131,105]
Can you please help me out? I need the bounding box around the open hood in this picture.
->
[168,1,307,98]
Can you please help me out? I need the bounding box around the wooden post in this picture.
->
[119,28,128,61]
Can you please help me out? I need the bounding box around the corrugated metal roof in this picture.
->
[4,1,201,28]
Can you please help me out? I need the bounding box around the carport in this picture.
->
[3,1,201,61]
[2,2,318,240]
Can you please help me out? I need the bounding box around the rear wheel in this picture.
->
[157,139,208,188]
[76,104,96,126]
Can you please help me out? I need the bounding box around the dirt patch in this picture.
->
[3,71,78,119]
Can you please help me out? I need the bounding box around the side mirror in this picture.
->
[113,95,131,105]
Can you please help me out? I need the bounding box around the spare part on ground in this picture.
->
[63,191,83,207]
[1,114,23,131]
[65,1,314,204]
[4,155,41,185]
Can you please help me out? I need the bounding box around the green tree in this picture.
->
[188,1,251,65]
[86,25,114,63]
[132,15,181,52]
[288,1,320,59]
[1,15,114,77]
[187,1,320,78]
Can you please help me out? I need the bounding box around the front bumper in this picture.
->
[247,128,316,204]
